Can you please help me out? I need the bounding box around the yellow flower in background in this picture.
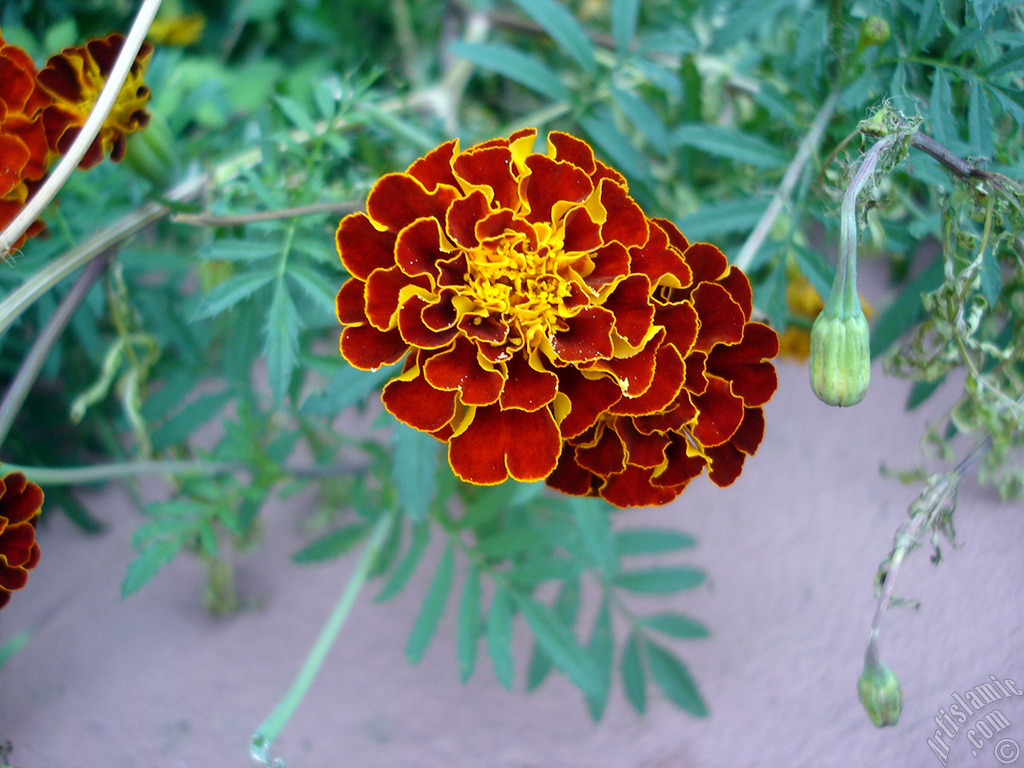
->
[148,13,205,47]
[36,33,154,169]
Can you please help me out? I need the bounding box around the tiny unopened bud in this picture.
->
[858,16,891,48]
[858,661,903,727]
[809,308,870,406]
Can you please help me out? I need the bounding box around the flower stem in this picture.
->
[0,0,166,259]
[251,512,396,764]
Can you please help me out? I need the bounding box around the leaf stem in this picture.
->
[251,511,395,764]
[0,0,166,259]
[171,200,361,227]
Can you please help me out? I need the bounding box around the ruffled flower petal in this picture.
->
[0,471,43,610]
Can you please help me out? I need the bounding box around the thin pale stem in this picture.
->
[0,251,113,450]
[251,512,395,763]
[733,91,840,272]
[1,459,369,485]
[172,200,361,226]
[0,0,165,259]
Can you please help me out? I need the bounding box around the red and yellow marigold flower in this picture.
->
[335,128,779,507]
[37,33,153,169]
[0,29,51,248]
[0,471,43,610]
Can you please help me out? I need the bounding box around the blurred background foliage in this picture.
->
[1,0,1022,724]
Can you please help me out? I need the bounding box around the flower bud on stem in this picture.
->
[810,131,899,406]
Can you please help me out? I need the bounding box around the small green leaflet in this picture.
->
[457,564,482,682]
[264,278,304,405]
[641,612,709,638]
[191,269,275,321]
[614,566,706,594]
[487,585,515,689]
[506,0,598,75]
[673,125,787,170]
[389,423,440,523]
[376,521,430,602]
[646,640,708,717]
[584,597,614,720]
[406,542,455,664]
[611,0,640,55]
[448,41,571,102]
[291,523,370,563]
[122,537,183,598]
[615,527,696,556]
[512,592,602,698]
[620,632,646,714]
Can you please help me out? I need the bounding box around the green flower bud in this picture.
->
[858,661,903,727]
[809,307,871,406]
[858,16,891,49]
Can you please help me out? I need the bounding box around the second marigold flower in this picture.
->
[335,129,778,506]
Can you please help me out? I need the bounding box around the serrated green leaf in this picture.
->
[475,527,554,557]
[300,365,393,416]
[870,254,945,358]
[507,0,597,74]
[611,0,640,54]
[199,239,280,262]
[390,423,440,523]
[615,528,696,556]
[929,68,958,151]
[620,631,646,714]
[264,279,304,405]
[989,84,1024,128]
[132,516,199,548]
[614,566,705,594]
[675,197,769,241]
[487,585,515,689]
[578,111,651,183]
[571,497,617,575]
[585,597,614,720]
[292,524,369,563]
[968,79,995,159]
[673,125,787,169]
[506,556,582,585]
[645,640,707,717]
[709,0,793,49]
[914,0,942,50]
[406,542,455,664]
[513,592,602,698]
[527,578,580,690]
[457,564,482,682]
[122,538,183,598]
[641,612,709,638]
[906,375,947,410]
[982,45,1024,79]
[191,269,275,320]
[286,263,338,316]
[610,86,672,154]
[449,41,570,102]
[150,388,232,452]
[376,521,430,602]
[274,94,317,137]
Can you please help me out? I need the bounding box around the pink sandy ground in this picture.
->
[1,357,1022,768]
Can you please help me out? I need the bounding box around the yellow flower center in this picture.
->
[463,229,575,349]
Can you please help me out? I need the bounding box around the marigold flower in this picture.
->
[0,29,51,248]
[37,33,153,169]
[0,471,43,610]
[335,129,779,506]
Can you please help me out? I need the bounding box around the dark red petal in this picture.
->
[521,155,593,224]
[651,434,707,488]
[609,343,685,416]
[424,336,504,406]
[683,351,708,396]
[705,323,779,406]
[614,418,669,469]
[591,328,661,397]
[630,219,692,288]
[584,241,630,291]
[591,159,627,189]
[398,294,459,349]
[446,189,490,249]
[562,206,603,253]
[548,132,596,174]
[0,136,29,197]
[719,267,754,319]
[364,266,421,330]
[632,399,697,435]
[732,406,766,455]
[0,561,29,591]
[600,465,680,508]
[367,173,459,233]
[652,217,690,253]
[551,306,615,363]
[654,301,699,357]
[339,325,408,370]
[574,422,626,476]
[458,314,509,346]
[395,217,449,278]
[555,366,623,439]
[691,282,745,352]
[0,473,42,525]
[691,375,745,447]
[0,523,37,567]
[546,446,600,497]
[598,180,649,249]
[704,443,745,488]
[421,289,459,332]
[452,145,518,210]
[382,358,458,432]
[500,353,557,411]
[684,242,730,287]
[407,139,459,191]
[336,213,396,280]
[448,405,561,484]
[603,274,654,347]
[335,278,367,325]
